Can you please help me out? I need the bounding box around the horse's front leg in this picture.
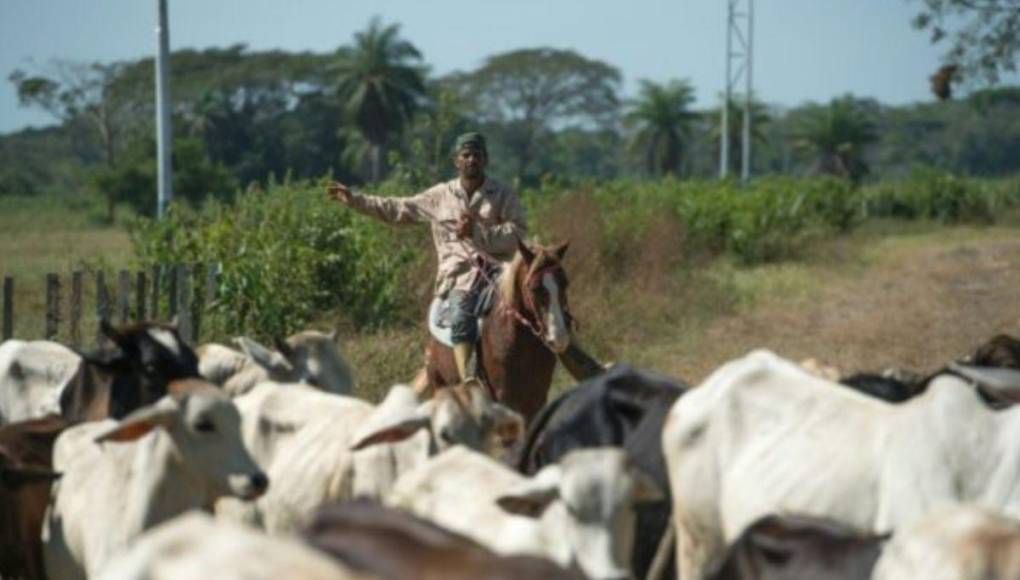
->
[410,367,431,397]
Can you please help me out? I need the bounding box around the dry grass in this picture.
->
[0,197,134,343]
[664,221,1020,383]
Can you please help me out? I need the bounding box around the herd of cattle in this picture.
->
[1,320,1020,580]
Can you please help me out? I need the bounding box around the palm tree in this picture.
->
[334,17,426,181]
[711,93,772,175]
[795,95,879,182]
[624,79,698,175]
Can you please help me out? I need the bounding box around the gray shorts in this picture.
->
[446,289,480,344]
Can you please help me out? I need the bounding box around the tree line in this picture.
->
[3,16,1020,221]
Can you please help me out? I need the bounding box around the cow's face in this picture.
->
[497,449,662,580]
[95,389,267,501]
[350,384,523,458]
[172,391,267,500]
[83,322,201,416]
[238,331,353,395]
[431,383,524,453]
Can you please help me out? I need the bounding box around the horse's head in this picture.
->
[501,239,572,354]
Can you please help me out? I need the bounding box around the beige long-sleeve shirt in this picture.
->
[346,177,527,297]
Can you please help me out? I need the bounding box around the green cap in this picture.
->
[453,132,487,155]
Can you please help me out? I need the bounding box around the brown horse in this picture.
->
[425,240,572,424]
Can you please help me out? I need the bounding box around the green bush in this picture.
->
[859,169,1020,223]
[130,179,418,341]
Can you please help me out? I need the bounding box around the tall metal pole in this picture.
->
[720,1,733,179]
[721,0,754,182]
[155,0,173,218]
[741,0,754,183]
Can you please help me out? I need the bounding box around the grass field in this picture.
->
[2,195,1018,402]
[0,196,135,342]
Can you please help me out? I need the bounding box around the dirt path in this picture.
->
[666,228,1020,382]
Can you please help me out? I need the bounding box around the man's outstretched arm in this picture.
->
[327,181,437,226]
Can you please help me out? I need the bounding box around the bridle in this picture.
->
[501,260,574,349]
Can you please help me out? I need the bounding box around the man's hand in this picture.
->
[326,181,353,205]
[455,213,474,240]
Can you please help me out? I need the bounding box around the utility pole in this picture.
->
[155,0,173,218]
[720,0,755,182]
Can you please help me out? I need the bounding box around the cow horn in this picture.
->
[949,363,1020,391]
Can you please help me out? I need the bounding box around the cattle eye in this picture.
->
[194,420,216,433]
[439,428,456,445]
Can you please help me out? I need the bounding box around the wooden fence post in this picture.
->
[194,262,218,343]
[96,271,109,345]
[3,277,13,340]
[135,271,147,321]
[151,265,162,322]
[176,264,192,343]
[70,271,83,347]
[192,262,204,341]
[168,265,179,320]
[45,274,60,340]
[117,271,131,324]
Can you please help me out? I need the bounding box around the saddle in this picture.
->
[427,297,486,348]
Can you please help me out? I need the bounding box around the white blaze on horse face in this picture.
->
[542,274,570,354]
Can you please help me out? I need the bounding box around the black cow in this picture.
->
[838,373,917,402]
[60,320,201,421]
[708,514,885,580]
[515,364,688,580]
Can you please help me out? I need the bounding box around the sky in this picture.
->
[1,0,1015,135]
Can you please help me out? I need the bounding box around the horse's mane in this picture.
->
[496,245,564,309]
[497,251,525,307]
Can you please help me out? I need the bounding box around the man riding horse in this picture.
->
[326,132,524,387]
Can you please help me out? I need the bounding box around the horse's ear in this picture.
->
[517,239,536,264]
[552,241,569,261]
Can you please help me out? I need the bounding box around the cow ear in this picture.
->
[236,337,291,374]
[490,403,525,449]
[168,316,179,330]
[628,464,665,503]
[496,465,561,518]
[517,239,536,264]
[350,386,431,451]
[0,466,62,488]
[94,398,179,443]
[327,328,339,343]
[552,241,569,261]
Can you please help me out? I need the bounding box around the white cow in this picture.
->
[42,382,267,580]
[873,504,1020,580]
[662,349,1020,580]
[0,340,81,424]
[197,330,354,397]
[97,512,369,580]
[216,380,524,533]
[387,445,662,580]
